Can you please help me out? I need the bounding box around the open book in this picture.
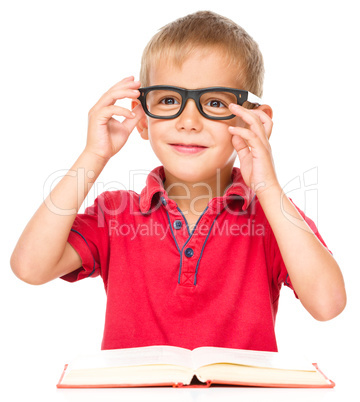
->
[57,345,334,388]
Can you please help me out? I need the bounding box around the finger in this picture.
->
[91,80,141,112]
[119,75,136,83]
[121,103,146,134]
[229,126,265,158]
[107,77,140,93]
[231,134,251,157]
[90,89,140,116]
[250,108,273,138]
[229,104,269,146]
[93,105,136,124]
[101,86,140,107]
[229,103,262,127]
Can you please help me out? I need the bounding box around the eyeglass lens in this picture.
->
[146,89,238,118]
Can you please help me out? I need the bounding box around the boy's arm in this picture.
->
[258,185,346,321]
[228,103,346,321]
[11,151,106,285]
[11,77,144,285]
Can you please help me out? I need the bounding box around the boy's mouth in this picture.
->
[169,143,208,154]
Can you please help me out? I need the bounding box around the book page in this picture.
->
[67,345,193,372]
[191,347,316,371]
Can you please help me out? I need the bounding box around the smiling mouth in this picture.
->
[170,143,207,148]
[169,143,208,154]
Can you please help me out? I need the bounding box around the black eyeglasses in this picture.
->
[138,85,261,120]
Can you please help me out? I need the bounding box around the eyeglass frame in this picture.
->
[137,85,262,120]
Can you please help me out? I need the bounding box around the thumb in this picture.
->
[232,133,250,154]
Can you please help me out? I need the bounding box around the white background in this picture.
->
[1,1,359,401]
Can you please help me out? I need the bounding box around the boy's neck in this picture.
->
[163,165,234,216]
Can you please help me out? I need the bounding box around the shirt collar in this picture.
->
[139,165,255,214]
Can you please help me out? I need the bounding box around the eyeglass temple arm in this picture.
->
[246,92,262,105]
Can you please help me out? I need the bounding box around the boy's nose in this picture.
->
[175,99,203,132]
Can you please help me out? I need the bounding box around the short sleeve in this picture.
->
[267,197,332,298]
[61,192,110,283]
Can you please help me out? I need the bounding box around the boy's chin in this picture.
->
[164,164,221,184]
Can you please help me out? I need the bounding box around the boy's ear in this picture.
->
[256,104,273,139]
[257,104,273,119]
[131,100,148,140]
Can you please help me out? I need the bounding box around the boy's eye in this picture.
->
[160,97,180,105]
[201,92,236,110]
[205,99,226,108]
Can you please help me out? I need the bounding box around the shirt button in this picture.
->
[184,247,194,258]
[173,220,182,230]
[161,196,167,206]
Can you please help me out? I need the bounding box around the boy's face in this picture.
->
[138,49,246,184]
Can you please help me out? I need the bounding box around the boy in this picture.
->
[11,11,346,352]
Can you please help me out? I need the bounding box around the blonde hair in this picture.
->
[140,11,264,97]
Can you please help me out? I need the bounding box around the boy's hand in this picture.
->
[85,76,145,162]
[228,104,279,197]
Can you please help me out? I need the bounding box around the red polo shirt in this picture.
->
[62,165,330,352]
